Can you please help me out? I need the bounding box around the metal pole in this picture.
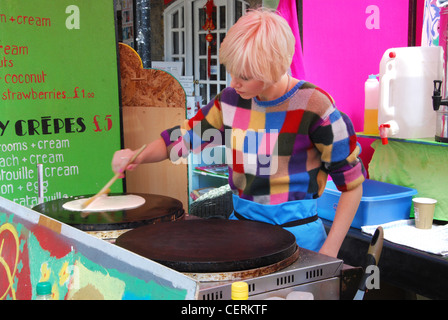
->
[135,0,151,68]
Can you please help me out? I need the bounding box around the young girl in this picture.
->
[112,8,365,258]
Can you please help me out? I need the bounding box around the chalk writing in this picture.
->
[6,14,51,27]
[1,0,122,205]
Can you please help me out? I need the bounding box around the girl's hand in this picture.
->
[111,148,140,177]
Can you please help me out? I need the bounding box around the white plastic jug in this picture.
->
[378,46,444,140]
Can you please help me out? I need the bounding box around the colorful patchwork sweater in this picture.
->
[161,80,365,205]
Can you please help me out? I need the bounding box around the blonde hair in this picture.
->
[219,8,295,84]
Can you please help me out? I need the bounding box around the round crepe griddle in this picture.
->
[32,193,184,231]
[115,219,298,273]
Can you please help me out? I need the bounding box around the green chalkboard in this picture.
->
[0,0,123,207]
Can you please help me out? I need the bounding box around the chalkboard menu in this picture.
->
[1,1,123,207]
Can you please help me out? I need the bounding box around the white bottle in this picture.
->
[363,74,379,135]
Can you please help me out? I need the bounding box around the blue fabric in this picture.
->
[229,195,327,252]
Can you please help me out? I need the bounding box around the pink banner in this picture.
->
[302,0,410,131]
[277,0,306,79]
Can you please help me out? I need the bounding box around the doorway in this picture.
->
[164,0,249,106]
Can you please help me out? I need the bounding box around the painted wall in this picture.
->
[0,198,197,300]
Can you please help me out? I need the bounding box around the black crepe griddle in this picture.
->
[32,193,184,231]
[115,219,298,273]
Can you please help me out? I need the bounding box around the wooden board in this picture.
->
[122,107,188,210]
[118,43,188,210]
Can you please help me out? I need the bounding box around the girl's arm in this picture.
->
[318,183,363,258]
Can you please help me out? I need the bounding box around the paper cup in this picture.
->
[413,197,437,229]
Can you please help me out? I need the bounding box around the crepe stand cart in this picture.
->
[115,219,345,300]
[32,193,185,242]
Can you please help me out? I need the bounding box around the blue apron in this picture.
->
[229,195,327,252]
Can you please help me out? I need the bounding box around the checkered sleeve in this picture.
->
[310,92,366,192]
[160,94,225,162]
